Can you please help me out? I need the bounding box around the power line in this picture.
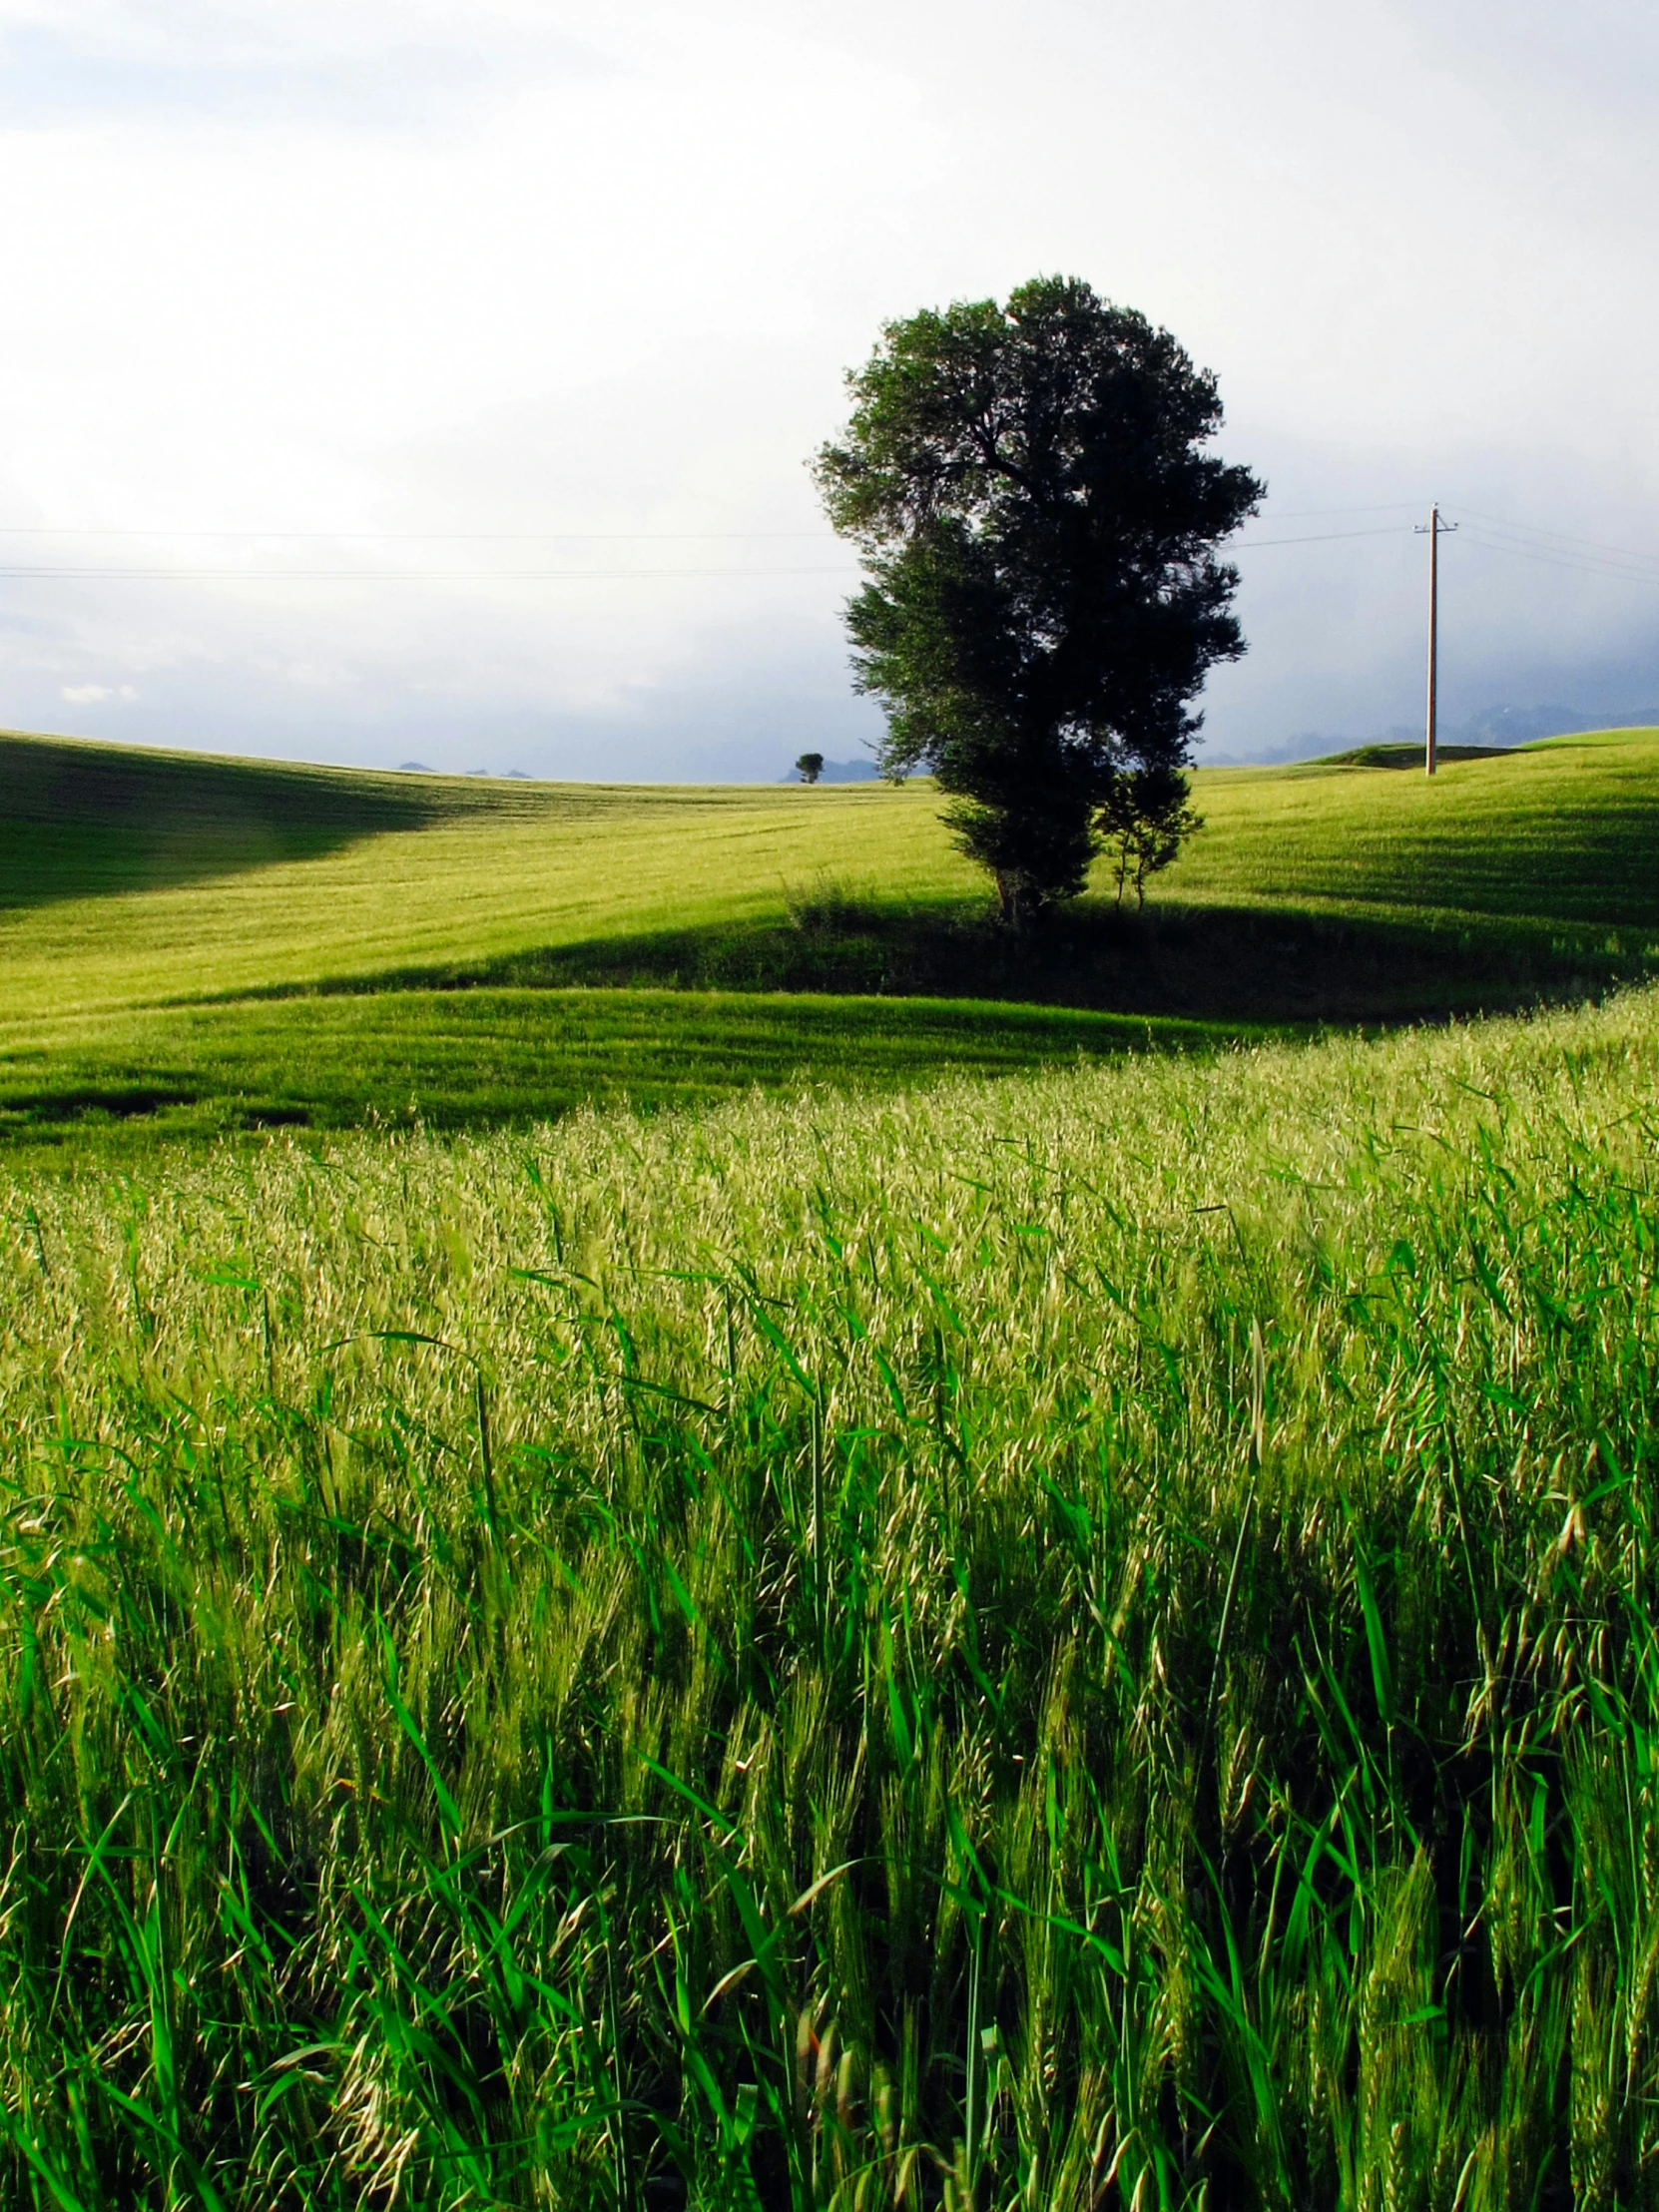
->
[0,511,1641,584]
[1232,524,1415,549]
[1463,534,1659,584]
[0,523,1412,580]
[1456,528,1659,588]
[1244,502,1422,520]
[0,563,860,581]
[1454,505,1659,569]
[0,500,1424,541]
[0,526,841,542]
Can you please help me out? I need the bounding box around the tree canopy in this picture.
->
[815,276,1262,921]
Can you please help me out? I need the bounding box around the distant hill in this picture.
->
[1456,704,1659,746]
[1207,704,1659,768]
[1316,743,1511,770]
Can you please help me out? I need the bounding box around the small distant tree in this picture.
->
[815,276,1261,923]
[796,752,826,785]
[1098,764,1204,908]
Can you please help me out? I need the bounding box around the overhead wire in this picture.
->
[1454,506,1659,569]
[1231,523,1415,550]
[0,518,1417,581]
[1454,528,1659,589]
[0,499,1424,542]
[0,526,842,541]
[0,507,1644,587]
[0,563,860,582]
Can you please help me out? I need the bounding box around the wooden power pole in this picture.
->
[1416,504,1457,777]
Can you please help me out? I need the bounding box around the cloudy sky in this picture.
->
[1,0,1656,777]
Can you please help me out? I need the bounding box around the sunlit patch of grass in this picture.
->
[1177,725,1659,929]
[0,732,969,1027]
[3,986,1659,2203]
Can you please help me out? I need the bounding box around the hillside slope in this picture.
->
[2,725,1655,1137]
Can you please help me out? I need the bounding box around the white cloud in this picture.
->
[0,0,1654,770]
[61,682,138,703]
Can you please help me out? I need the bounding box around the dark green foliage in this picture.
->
[815,276,1261,920]
[796,755,826,785]
[1097,764,1205,907]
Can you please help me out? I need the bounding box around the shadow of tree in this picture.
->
[294,892,1657,1030]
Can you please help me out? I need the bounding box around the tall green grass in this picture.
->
[3,987,1659,2205]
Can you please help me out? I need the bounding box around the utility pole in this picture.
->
[1414,504,1457,776]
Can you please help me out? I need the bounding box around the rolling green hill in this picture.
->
[3,724,1656,1139]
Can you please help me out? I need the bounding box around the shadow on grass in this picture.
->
[0,733,466,912]
[312,887,1659,1028]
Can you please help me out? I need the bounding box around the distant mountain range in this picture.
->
[397,763,532,778]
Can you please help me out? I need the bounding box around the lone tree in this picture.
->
[795,752,825,784]
[814,276,1262,922]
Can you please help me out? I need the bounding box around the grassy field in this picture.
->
[0,738,966,1024]
[2,723,1657,1138]
[7,723,1659,2203]
[3,984,1659,2206]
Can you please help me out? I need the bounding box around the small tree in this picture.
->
[815,276,1261,922]
[1098,764,1204,908]
[796,752,826,785]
